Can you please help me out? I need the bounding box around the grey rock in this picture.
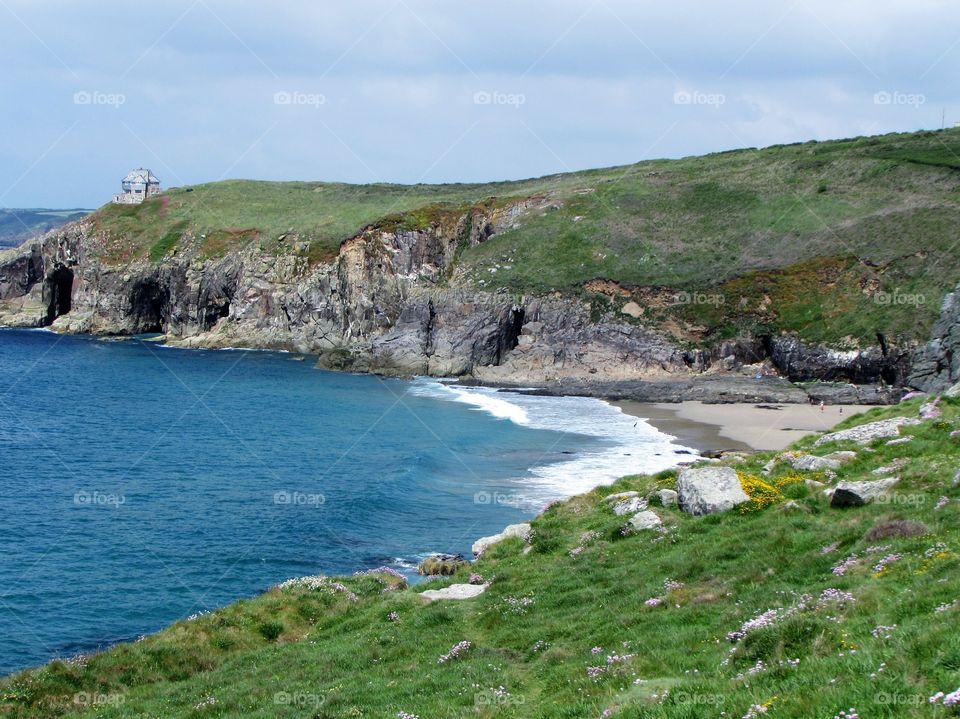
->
[805,478,826,491]
[612,497,648,516]
[909,284,960,392]
[676,466,750,516]
[628,510,663,530]
[830,477,900,508]
[824,451,858,463]
[419,583,487,602]
[656,489,678,507]
[792,454,842,472]
[813,417,922,447]
[472,523,531,556]
[886,437,913,446]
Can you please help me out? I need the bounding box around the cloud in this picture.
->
[0,0,957,206]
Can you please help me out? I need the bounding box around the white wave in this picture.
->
[408,378,699,502]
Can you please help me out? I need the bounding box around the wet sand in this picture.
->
[616,400,878,452]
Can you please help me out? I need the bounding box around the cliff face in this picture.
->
[908,284,960,393]
[0,203,914,392]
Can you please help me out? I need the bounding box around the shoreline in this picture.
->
[619,400,877,452]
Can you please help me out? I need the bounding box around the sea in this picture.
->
[0,328,694,674]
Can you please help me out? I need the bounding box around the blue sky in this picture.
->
[0,0,956,208]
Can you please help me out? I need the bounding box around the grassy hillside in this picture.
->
[0,209,91,248]
[2,398,959,718]
[86,128,960,346]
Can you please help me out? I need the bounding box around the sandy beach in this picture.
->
[617,400,879,452]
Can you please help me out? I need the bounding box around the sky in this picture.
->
[0,0,957,208]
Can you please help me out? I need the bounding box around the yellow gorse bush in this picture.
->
[737,472,785,513]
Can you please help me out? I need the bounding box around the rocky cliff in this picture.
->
[0,201,918,401]
[908,283,960,393]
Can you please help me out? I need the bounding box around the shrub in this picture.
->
[257,621,284,642]
[865,520,929,541]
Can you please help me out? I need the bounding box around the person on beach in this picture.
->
[820,401,825,412]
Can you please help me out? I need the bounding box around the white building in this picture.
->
[112,168,161,204]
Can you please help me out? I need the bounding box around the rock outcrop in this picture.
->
[471,523,532,556]
[813,417,922,447]
[909,283,960,392]
[830,477,900,508]
[676,467,750,516]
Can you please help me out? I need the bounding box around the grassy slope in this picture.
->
[86,128,960,347]
[2,399,959,718]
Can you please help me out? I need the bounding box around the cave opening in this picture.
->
[130,278,170,333]
[43,267,73,324]
[495,306,526,364]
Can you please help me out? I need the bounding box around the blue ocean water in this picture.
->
[0,328,690,674]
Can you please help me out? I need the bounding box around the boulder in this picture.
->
[813,417,922,447]
[830,477,900,508]
[676,467,750,516]
[628,510,663,531]
[419,583,487,602]
[791,454,841,472]
[472,523,531,556]
[805,479,826,491]
[656,489,678,507]
[612,496,648,516]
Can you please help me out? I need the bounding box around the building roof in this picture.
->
[122,168,161,185]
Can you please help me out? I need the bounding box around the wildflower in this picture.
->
[194,697,217,710]
[664,578,684,591]
[925,542,950,558]
[468,573,485,585]
[935,496,950,510]
[591,646,603,654]
[605,652,635,665]
[873,553,903,575]
[832,555,860,576]
[871,624,896,639]
[501,595,535,615]
[945,689,960,707]
[864,544,892,555]
[644,597,662,607]
[532,640,548,652]
[833,710,859,719]
[727,609,779,642]
[354,566,407,581]
[387,611,400,622]
[817,588,856,607]
[869,661,887,679]
[398,712,420,719]
[438,640,472,664]
[936,600,958,613]
[742,703,768,719]
[587,666,605,681]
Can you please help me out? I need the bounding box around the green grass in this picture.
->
[2,399,960,717]
[83,127,960,346]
